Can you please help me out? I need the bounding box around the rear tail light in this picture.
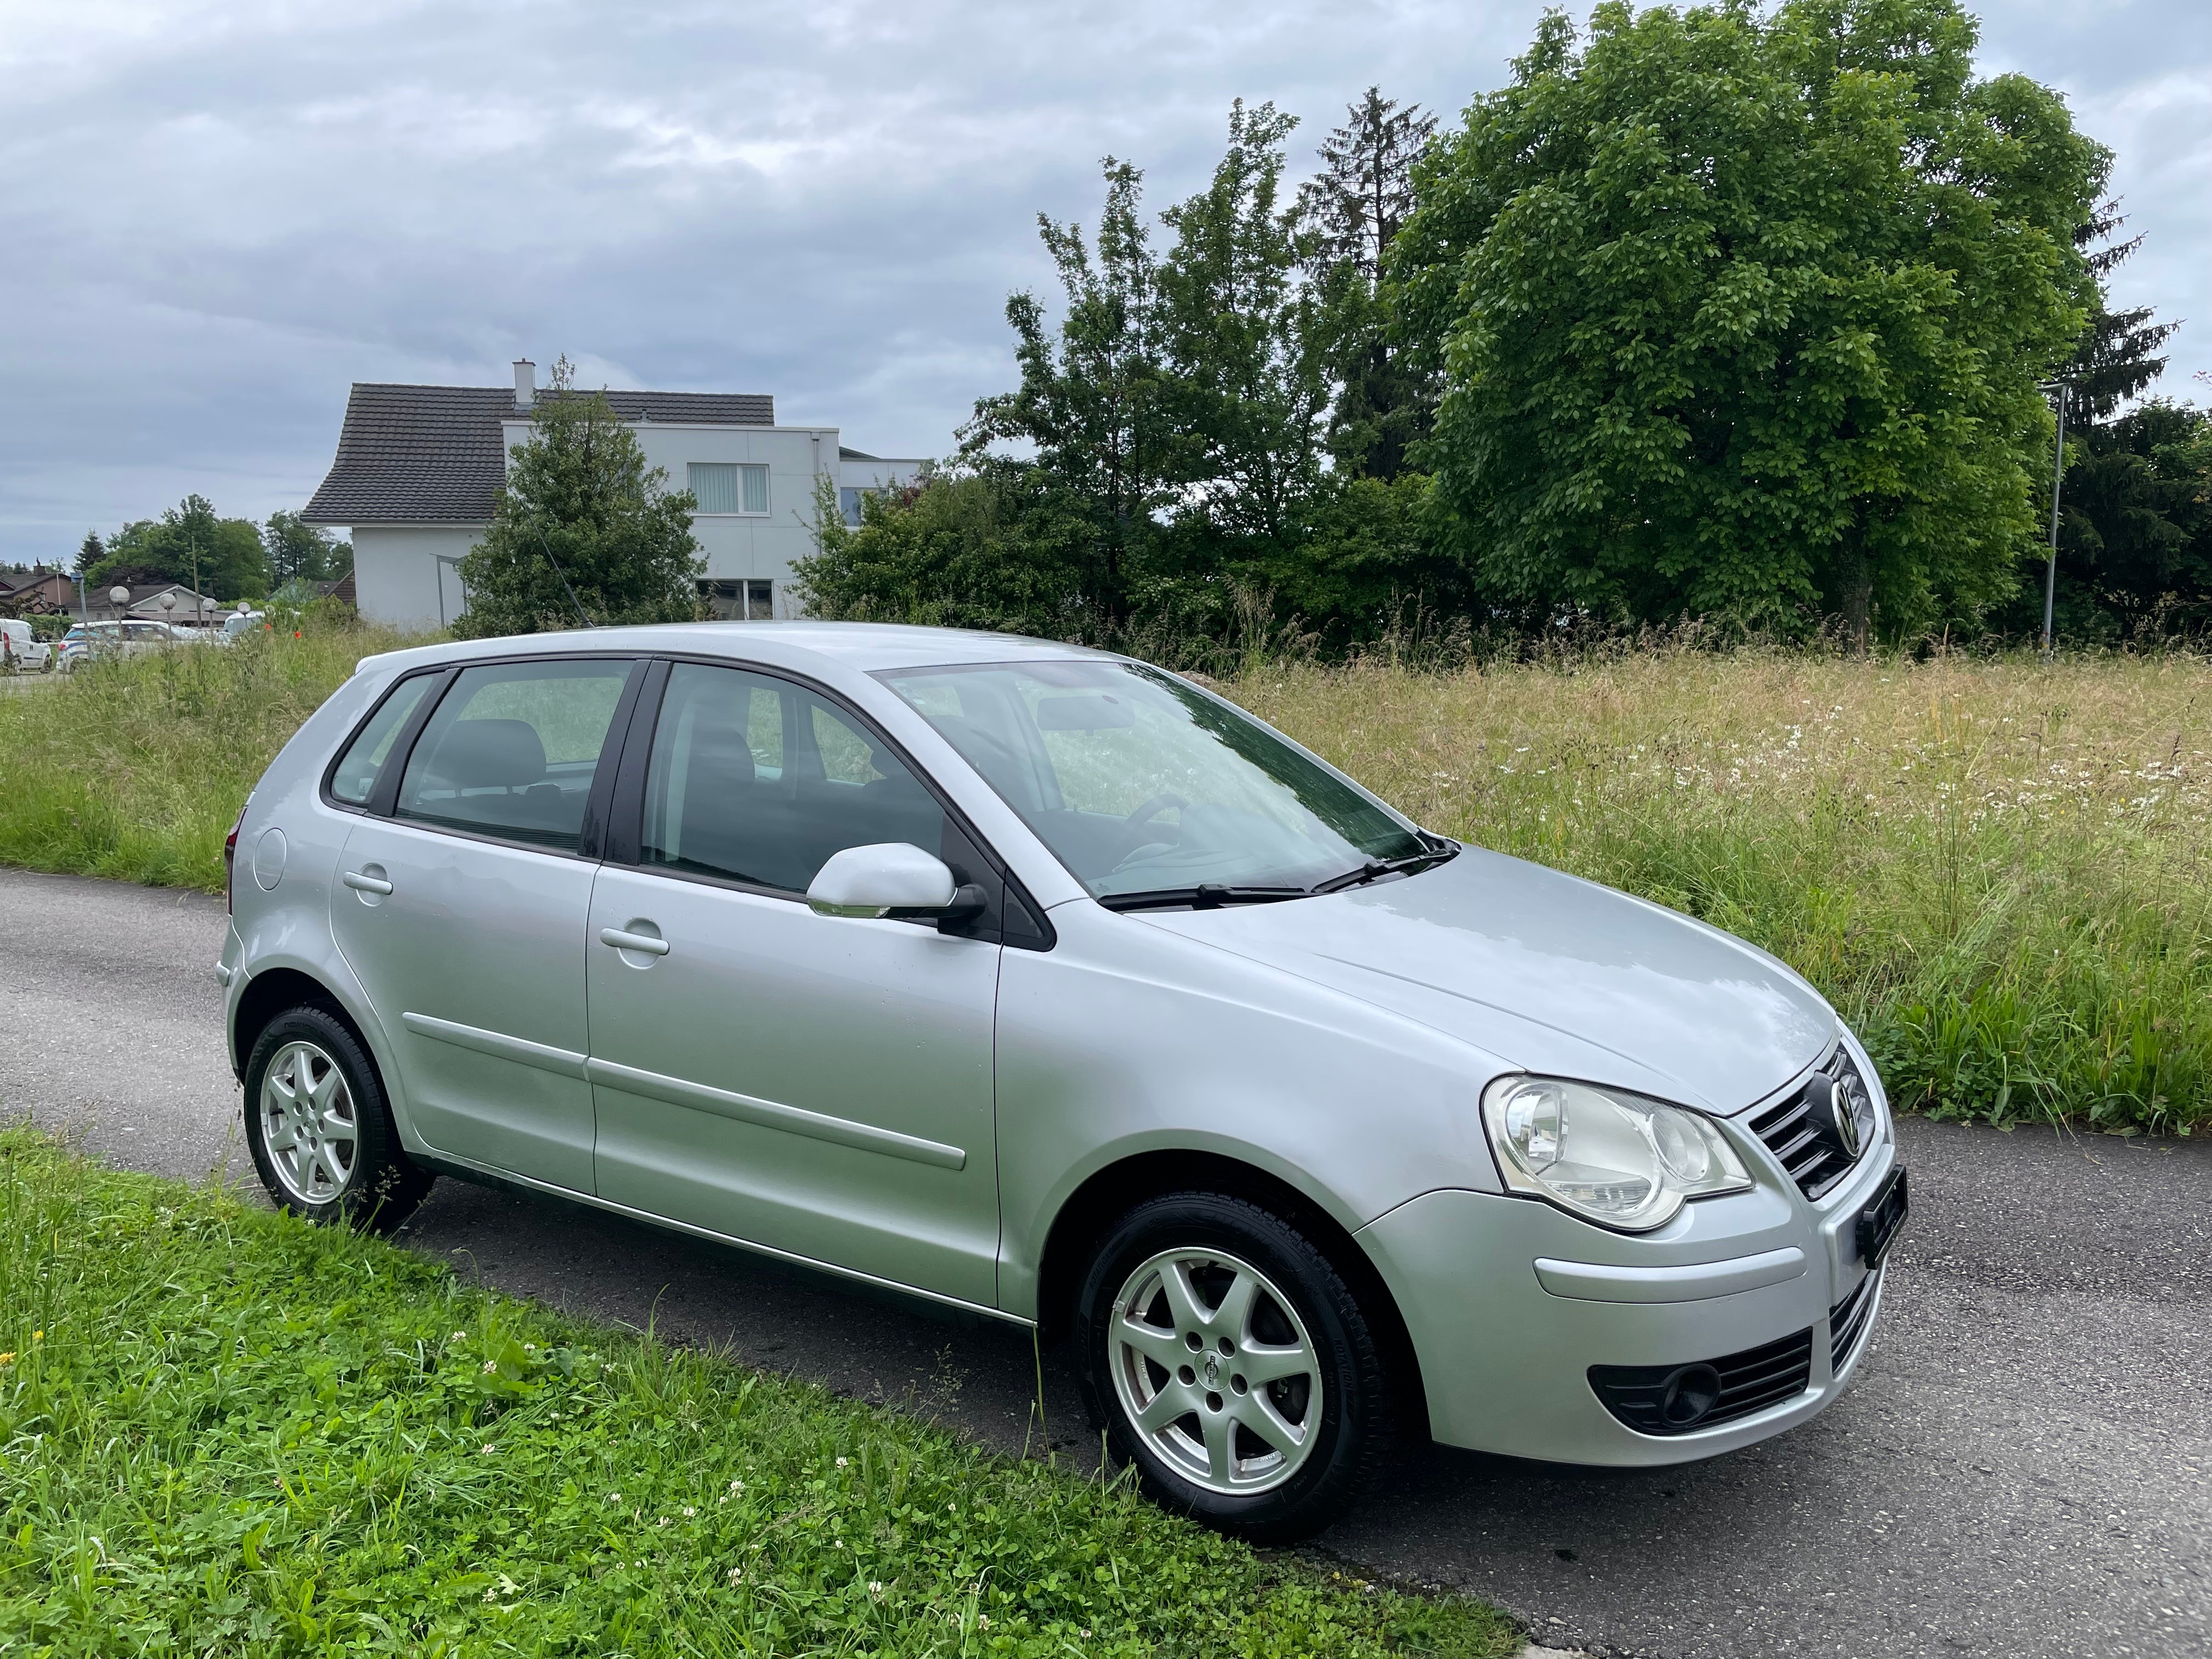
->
[224,802,248,913]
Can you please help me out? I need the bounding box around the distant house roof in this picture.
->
[301,382,776,527]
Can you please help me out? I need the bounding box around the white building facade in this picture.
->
[303,362,922,630]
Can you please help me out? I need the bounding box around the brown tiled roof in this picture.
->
[301,382,776,526]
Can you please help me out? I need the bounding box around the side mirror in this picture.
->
[806,843,957,918]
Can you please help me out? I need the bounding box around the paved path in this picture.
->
[3,865,2206,1658]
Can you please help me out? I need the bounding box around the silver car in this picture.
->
[220,624,1904,1540]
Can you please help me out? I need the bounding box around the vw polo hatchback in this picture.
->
[221,623,1904,1540]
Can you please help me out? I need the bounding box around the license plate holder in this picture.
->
[1855,1164,1908,1266]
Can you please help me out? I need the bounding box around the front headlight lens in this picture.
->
[1482,1075,1752,1231]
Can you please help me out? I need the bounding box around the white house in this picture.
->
[301,360,924,629]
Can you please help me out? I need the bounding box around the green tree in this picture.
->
[453,358,706,639]
[262,511,350,589]
[962,159,1179,623]
[2023,400,2212,637]
[94,496,269,600]
[1394,0,2108,643]
[1155,100,1329,551]
[76,531,104,575]
[1299,89,1438,479]
[2064,200,2176,422]
[795,467,1114,637]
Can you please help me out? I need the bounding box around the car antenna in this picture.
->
[532,523,596,629]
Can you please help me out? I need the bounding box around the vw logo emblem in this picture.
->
[1836,1097,1861,1159]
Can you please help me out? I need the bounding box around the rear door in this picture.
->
[584,659,1006,1305]
[330,654,642,1192]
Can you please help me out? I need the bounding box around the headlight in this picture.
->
[1481,1075,1752,1232]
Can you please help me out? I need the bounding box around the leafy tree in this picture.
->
[263,511,351,588]
[453,358,706,639]
[795,469,1116,638]
[93,496,269,600]
[962,160,1179,623]
[1299,89,1438,479]
[1155,100,1329,551]
[2021,401,2212,637]
[1394,0,2108,644]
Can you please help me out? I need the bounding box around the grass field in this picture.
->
[0,1131,1513,1656]
[0,625,2204,1132]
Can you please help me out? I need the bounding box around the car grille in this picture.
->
[1829,1267,1881,1372]
[1747,1045,1875,1200]
[1589,1327,1815,1436]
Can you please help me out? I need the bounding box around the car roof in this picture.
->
[356,622,1121,680]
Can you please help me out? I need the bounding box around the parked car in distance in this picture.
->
[58,618,200,670]
[0,618,52,672]
[219,624,1905,1542]
[222,609,267,641]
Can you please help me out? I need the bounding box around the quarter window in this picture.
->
[640,663,943,892]
[329,674,437,805]
[394,658,635,850]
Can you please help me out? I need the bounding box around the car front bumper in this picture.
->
[1357,1136,1897,1465]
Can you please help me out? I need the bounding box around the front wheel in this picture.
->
[1075,1192,1397,1542]
[242,1006,431,1232]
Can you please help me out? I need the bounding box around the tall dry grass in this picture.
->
[1226,647,2212,1134]
[3,625,2203,1130]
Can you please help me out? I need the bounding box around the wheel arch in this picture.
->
[1033,1149,1430,1440]
[232,967,385,1100]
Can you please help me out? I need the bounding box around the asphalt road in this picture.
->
[3,865,2206,1658]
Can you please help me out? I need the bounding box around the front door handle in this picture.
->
[342,871,394,895]
[599,927,670,957]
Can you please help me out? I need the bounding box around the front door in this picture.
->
[585,661,1003,1306]
[331,655,638,1191]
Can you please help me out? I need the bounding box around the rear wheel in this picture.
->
[242,1006,431,1232]
[1075,1192,1396,1542]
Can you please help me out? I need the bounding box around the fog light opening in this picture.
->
[1658,1363,1723,1428]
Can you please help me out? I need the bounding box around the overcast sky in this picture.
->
[2,0,2206,565]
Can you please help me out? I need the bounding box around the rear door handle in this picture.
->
[343,871,394,895]
[599,927,670,956]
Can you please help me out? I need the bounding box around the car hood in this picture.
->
[1137,848,1836,1114]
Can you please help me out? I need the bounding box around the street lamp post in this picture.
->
[2040,380,2071,662]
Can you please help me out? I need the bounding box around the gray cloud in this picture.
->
[3,0,2205,561]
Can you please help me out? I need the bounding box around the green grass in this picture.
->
[2,623,2205,1131]
[0,620,408,891]
[0,1131,1513,1657]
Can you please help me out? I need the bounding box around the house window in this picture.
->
[700,579,775,620]
[689,464,737,514]
[839,487,865,527]
[691,462,770,516]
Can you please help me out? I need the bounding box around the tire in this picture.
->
[1075,1191,1397,1543]
[242,1006,432,1233]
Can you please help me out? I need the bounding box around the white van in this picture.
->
[0,618,51,672]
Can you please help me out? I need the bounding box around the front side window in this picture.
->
[640,663,943,892]
[394,658,634,850]
[876,659,1427,901]
[329,673,437,805]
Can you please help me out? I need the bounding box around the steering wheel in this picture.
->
[1113,793,1188,864]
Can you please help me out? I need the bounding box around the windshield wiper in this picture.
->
[1308,838,1460,895]
[1098,883,1310,913]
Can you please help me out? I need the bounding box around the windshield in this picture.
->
[875,659,1431,901]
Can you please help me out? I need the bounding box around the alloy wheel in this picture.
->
[258,1040,359,1205]
[1108,1247,1323,1495]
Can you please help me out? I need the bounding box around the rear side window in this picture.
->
[395,659,634,850]
[329,675,438,805]
[640,663,944,891]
